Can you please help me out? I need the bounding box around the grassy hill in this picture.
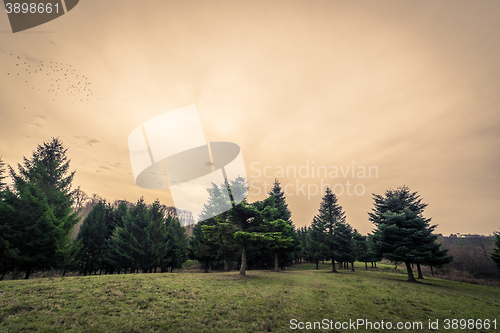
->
[1,263,499,332]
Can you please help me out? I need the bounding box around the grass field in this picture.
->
[1,263,499,332]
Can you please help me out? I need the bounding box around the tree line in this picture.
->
[1,138,500,282]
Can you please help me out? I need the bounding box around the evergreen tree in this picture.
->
[122,198,155,272]
[164,213,188,272]
[189,218,219,272]
[230,200,264,276]
[265,218,302,271]
[76,200,115,275]
[335,221,355,271]
[268,179,292,223]
[490,232,500,270]
[369,185,449,282]
[367,233,382,268]
[196,176,266,276]
[198,183,237,271]
[8,138,79,278]
[106,203,132,273]
[297,226,308,263]
[0,158,17,279]
[147,200,168,273]
[310,187,346,272]
[306,225,327,269]
[353,231,370,270]
[264,180,301,270]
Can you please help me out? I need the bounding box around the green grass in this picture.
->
[1,265,499,332]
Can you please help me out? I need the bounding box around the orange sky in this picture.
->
[1,0,499,236]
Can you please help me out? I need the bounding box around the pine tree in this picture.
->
[265,218,302,271]
[353,231,371,270]
[310,187,346,272]
[491,232,500,270]
[189,218,219,272]
[367,233,382,268]
[197,182,238,271]
[268,179,292,223]
[76,200,115,275]
[0,158,17,280]
[123,198,155,272]
[8,138,79,278]
[147,200,167,273]
[297,226,308,263]
[369,185,449,282]
[162,212,188,272]
[264,180,301,270]
[335,221,355,271]
[306,225,326,269]
[105,203,131,273]
[230,201,264,276]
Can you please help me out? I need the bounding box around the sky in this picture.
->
[1,0,499,236]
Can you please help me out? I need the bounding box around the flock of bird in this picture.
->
[6,53,96,104]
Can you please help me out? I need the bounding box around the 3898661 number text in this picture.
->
[5,2,60,14]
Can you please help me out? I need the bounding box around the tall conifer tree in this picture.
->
[310,187,347,272]
[369,186,450,282]
[8,138,79,278]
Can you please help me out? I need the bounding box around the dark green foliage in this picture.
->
[229,200,264,276]
[164,213,188,272]
[111,198,156,273]
[264,180,301,270]
[353,231,371,270]
[491,232,500,270]
[335,221,355,270]
[267,179,292,223]
[189,178,303,274]
[305,226,326,269]
[76,200,115,275]
[105,199,188,274]
[0,158,17,279]
[369,185,451,282]
[310,187,350,272]
[265,218,302,271]
[7,138,79,278]
[189,218,220,272]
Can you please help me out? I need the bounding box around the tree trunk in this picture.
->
[331,256,337,273]
[62,268,67,277]
[274,253,279,272]
[351,262,355,271]
[208,261,212,273]
[239,244,247,276]
[365,262,368,270]
[374,262,377,268]
[24,266,31,279]
[417,263,424,279]
[315,260,319,270]
[405,261,417,282]
[0,271,6,281]
[430,266,434,277]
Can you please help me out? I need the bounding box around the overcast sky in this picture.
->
[1,0,499,236]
